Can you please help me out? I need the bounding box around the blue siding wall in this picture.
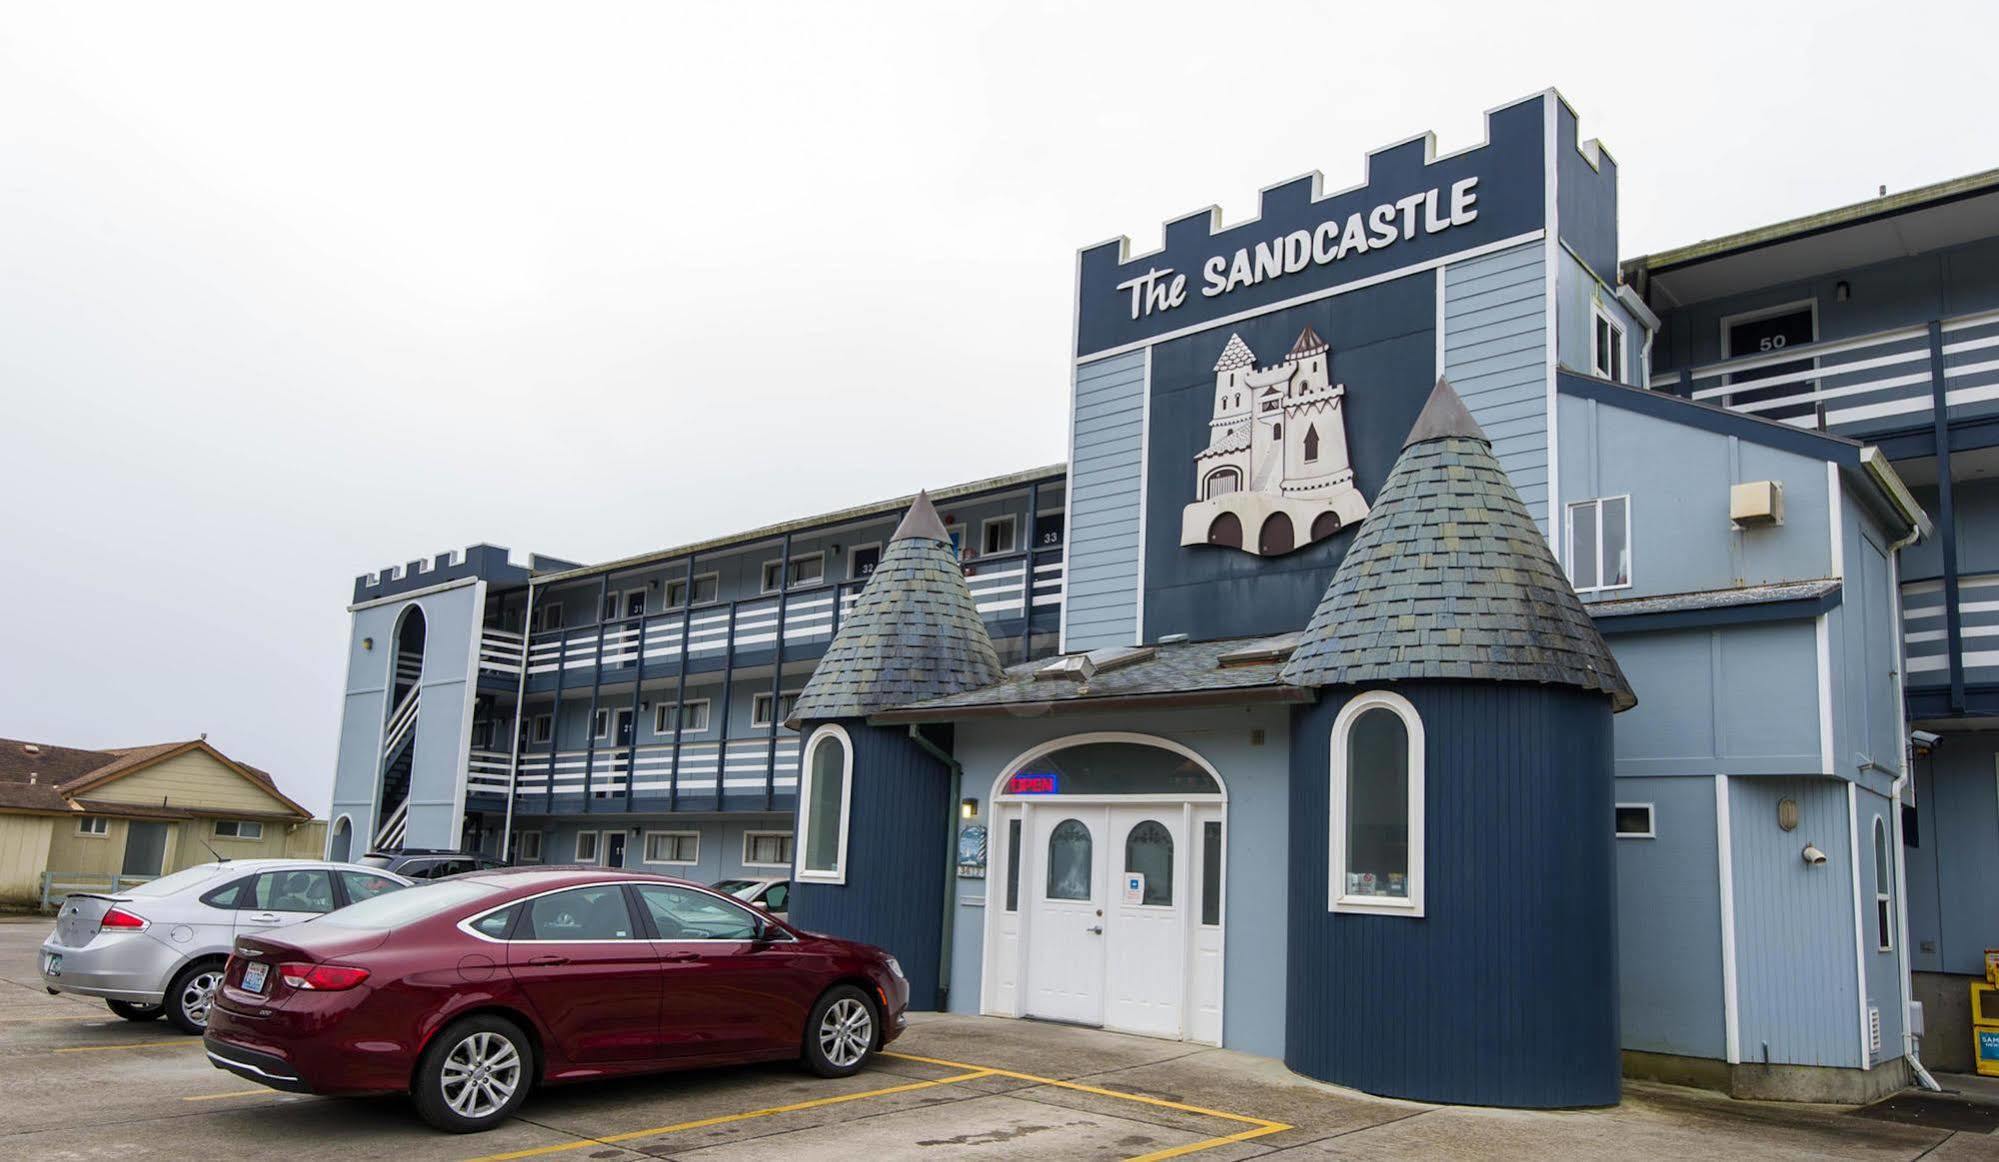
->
[1610,622,1822,777]
[1727,776,1862,1069]
[1287,683,1620,1107]
[1831,514,1904,785]
[514,814,793,881]
[1554,99,1618,289]
[1614,775,1726,1060]
[1557,248,1640,382]
[786,721,952,1010]
[1855,785,1905,1064]
[1443,241,1551,534]
[1063,351,1147,651]
[1908,737,1999,975]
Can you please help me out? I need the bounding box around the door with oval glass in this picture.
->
[1025,808,1106,1025]
[1105,808,1186,1037]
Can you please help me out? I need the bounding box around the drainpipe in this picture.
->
[907,723,961,1013]
[498,581,536,864]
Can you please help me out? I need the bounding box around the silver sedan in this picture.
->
[39,858,411,1033]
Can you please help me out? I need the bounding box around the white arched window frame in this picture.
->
[1328,690,1425,917]
[328,814,353,862]
[1872,815,1893,952]
[796,724,854,884]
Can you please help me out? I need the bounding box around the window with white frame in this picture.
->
[214,819,264,841]
[573,831,600,864]
[1591,305,1627,383]
[1614,804,1655,838]
[1566,496,1631,593]
[512,830,543,862]
[536,601,564,632]
[602,591,621,621]
[849,544,881,579]
[77,816,109,837]
[592,708,611,739]
[743,830,794,868]
[751,691,802,729]
[796,725,852,882]
[1329,691,1424,915]
[644,831,700,865]
[530,714,553,744]
[1874,816,1894,951]
[762,554,825,593]
[655,698,711,735]
[981,515,1018,556]
[666,573,719,608]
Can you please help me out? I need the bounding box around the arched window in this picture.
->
[1873,816,1893,952]
[329,815,353,863]
[797,725,853,883]
[1046,819,1092,900]
[1124,820,1173,906]
[1258,512,1294,555]
[1203,466,1241,499]
[1329,691,1424,916]
[1304,425,1321,462]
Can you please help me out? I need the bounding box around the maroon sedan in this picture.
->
[203,867,907,1132]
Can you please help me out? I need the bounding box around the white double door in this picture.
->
[1023,805,1195,1039]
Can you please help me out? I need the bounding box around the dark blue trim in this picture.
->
[1949,414,1999,454]
[764,531,793,810]
[1930,321,1965,712]
[353,543,531,604]
[1592,587,1842,636]
[1557,371,1864,467]
[1906,683,1999,721]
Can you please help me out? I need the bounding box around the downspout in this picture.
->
[1885,503,1942,1092]
[498,581,536,864]
[908,723,961,1013]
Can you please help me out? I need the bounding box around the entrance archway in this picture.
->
[981,733,1226,1045]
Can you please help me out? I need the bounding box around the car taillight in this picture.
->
[277,963,370,991]
[100,907,147,930]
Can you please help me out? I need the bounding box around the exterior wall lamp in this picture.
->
[961,797,978,820]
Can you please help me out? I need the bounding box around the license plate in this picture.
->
[43,953,61,977]
[241,962,268,993]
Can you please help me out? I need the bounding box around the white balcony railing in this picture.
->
[491,738,802,801]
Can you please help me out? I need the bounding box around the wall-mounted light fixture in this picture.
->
[362,637,374,651]
[1801,843,1828,867]
[961,797,979,820]
[1777,797,1799,831]
[1836,280,1852,302]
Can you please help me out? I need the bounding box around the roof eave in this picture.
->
[867,683,1313,724]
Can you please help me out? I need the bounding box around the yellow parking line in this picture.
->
[54,1038,201,1054]
[460,1069,996,1162]
[182,1089,286,1102]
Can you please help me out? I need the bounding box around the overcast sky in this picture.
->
[4,1,1994,812]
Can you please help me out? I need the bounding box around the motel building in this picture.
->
[329,90,1999,1104]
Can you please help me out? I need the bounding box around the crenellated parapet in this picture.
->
[352,543,534,604]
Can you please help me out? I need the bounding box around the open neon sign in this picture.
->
[1006,772,1059,795]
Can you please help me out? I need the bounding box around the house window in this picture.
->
[602,592,621,621]
[1614,804,1655,838]
[214,820,264,841]
[1329,690,1424,916]
[530,714,553,744]
[762,554,825,593]
[981,516,1018,556]
[1004,819,1022,912]
[797,725,853,882]
[1304,425,1321,462]
[1566,496,1632,592]
[512,831,543,862]
[1203,467,1240,499]
[1874,817,1894,952]
[1591,305,1627,383]
[625,590,647,618]
[655,698,711,735]
[574,831,600,864]
[849,544,882,580]
[743,830,794,868]
[644,831,700,865]
[592,708,611,739]
[537,602,565,632]
[1201,820,1222,926]
[751,691,801,729]
[666,572,719,608]
[77,816,110,837]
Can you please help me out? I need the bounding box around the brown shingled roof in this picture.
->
[0,737,312,820]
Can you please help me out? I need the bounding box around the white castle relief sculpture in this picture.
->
[1180,326,1371,557]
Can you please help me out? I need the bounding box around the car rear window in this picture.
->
[125,865,230,898]
[316,880,497,928]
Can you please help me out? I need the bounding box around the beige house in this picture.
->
[0,737,324,908]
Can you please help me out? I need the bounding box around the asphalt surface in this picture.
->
[2,915,1995,1160]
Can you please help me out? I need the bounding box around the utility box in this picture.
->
[1975,949,1999,1077]
[1730,480,1784,527]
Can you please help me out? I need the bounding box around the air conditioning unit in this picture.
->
[1731,480,1784,527]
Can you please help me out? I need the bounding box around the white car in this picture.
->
[712,877,790,919]
[38,859,412,1033]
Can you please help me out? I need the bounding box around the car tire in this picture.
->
[107,999,163,1022]
[412,1014,533,1133]
[164,959,225,1035]
[801,985,877,1078]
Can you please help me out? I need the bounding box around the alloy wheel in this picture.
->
[818,997,873,1068]
[440,1030,522,1119]
[181,969,221,1028]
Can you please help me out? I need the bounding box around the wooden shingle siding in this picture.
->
[83,750,294,815]
[1063,350,1147,651]
[1445,242,1550,533]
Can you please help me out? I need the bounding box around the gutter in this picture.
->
[906,724,962,1014]
[1862,447,1933,543]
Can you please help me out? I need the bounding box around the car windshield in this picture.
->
[711,879,755,897]
[315,880,498,928]
[124,865,231,898]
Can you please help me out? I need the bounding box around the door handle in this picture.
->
[1086,925,1104,935]
[526,954,569,966]
[247,913,280,925]
[661,951,700,962]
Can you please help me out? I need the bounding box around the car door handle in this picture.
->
[247,913,281,925]
[1086,925,1104,935]
[661,950,701,962]
[525,954,569,966]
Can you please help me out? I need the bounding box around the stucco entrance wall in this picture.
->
[945,704,1294,1060]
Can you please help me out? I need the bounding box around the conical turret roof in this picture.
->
[1279,379,1635,711]
[786,491,1007,724]
[1214,333,1256,373]
[1287,325,1328,361]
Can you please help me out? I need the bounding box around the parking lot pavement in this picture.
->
[2,915,1995,1161]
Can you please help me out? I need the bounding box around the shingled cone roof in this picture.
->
[785,490,1007,725]
[1279,378,1636,711]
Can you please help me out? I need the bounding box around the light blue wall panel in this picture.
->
[1444,241,1551,533]
[1831,513,1903,785]
[948,705,1292,1060]
[1854,786,1905,1063]
[1612,622,1822,778]
[1557,246,1641,382]
[1908,737,1999,975]
[1729,776,1861,1069]
[1614,775,1726,1059]
[524,814,793,881]
[1062,351,1147,651]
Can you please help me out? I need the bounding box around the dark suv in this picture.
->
[354,849,505,880]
